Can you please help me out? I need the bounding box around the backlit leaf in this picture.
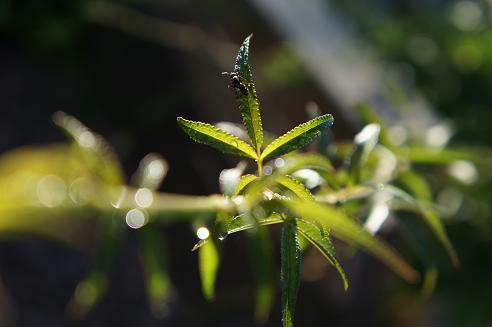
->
[261,114,334,162]
[177,117,257,159]
[198,236,220,301]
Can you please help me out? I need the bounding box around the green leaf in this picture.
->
[227,213,284,235]
[198,236,220,301]
[296,218,348,290]
[281,219,301,327]
[244,154,334,207]
[277,175,314,201]
[138,227,171,311]
[248,227,275,323]
[282,200,419,283]
[233,34,263,151]
[190,214,284,251]
[389,175,459,267]
[177,117,257,159]
[261,114,334,162]
[236,174,257,194]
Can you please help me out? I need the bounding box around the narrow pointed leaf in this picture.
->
[393,172,459,267]
[296,218,348,290]
[177,117,257,159]
[233,34,263,150]
[236,174,257,194]
[281,219,301,327]
[261,114,334,162]
[198,237,219,301]
[282,200,419,283]
[277,175,314,201]
[191,214,284,251]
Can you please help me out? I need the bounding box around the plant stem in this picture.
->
[257,158,263,177]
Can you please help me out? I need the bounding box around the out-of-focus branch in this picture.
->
[85,0,237,69]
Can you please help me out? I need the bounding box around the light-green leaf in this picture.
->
[261,114,334,162]
[282,200,419,283]
[281,219,301,327]
[296,218,348,290]
[277,175,314,201]
[236,174,257,194]
[177,117,257,159]
[233,34,263,151]
[198,237,220,301]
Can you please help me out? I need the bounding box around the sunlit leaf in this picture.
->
[261,114,334,162]
[177,117,257,159]
[236,174,257,194]
[198,236,220,301]
[227,213,284,235]
[277,175,314,201]
[282,200,419,283]
[191,213,284,251]
[296,218,348,290]
[233,34,263,151]
[245,154,334,207]
[281,219,300,327]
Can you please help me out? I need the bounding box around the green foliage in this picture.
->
[177,117,257,159]
[233,34,263,152]
[261,114,334,162]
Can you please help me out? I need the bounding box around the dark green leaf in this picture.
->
[296,218,348,290]
[233,34,263,151]
[281,219,301,327]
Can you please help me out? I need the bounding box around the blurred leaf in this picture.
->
[401,146,483,164]
[177,117,257,159]
[281,219,300,327]
[198,235,220,301]
[261,115,334,162]
[233,34,263,151]
[138,227,171,312]
[349,123,380,183]
[395,173,459,266]
[296,218,348,290]
[52,111,124,186]
[248,227,275,323]
[282,200,419,283]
